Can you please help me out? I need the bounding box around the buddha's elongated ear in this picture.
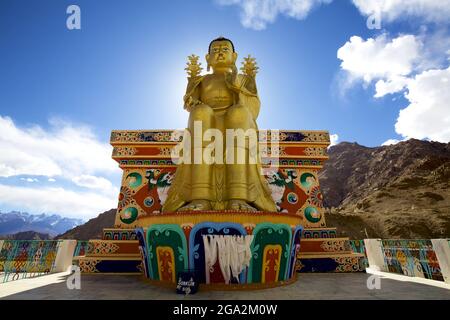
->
[232,52,238,63]
[205,54,211,71]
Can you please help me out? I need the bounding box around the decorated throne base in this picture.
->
[135,210,303,288]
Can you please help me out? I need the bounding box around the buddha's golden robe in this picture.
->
[162,72,277,212]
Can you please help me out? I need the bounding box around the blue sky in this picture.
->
[0,0,449,219]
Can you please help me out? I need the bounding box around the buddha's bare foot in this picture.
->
[178,200,211,211]
[227,200,258,212]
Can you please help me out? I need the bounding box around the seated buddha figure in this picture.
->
[162,37,276,212]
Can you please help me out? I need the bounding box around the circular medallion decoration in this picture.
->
[118,186,132,209]
[144,196,154,208]
[304,206,321,223]
[126,172,142,188]
[309,186,323,207]
[120,207,138,224]
[287,192,298,204]
[300,173,316,189]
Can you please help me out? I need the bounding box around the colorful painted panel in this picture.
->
[248,223,292,283]
[302,228,337,238]
[78,259,142,273]
[298,256,366,273]
[116,168,176,227]
[146,224,188,281]
[0,240,60,283]
[111,130,184,144]
[262,244,282,283]
[300,238,351,254]
[73,241,89,257]
[85,240,140,256]
[103,229,137,240]
[111,130,330,144]
[381,239,444,281]
[116,167,326,227]
[265,169,308,213]
[189,222,247,284]
[135,228,149,278]
[348,240,368,269]
[287,226,303,278]
[157,246,176,282]
[263,168,326,227]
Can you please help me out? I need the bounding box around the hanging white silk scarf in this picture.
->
[202,234,254,284]
[202,235,218,284]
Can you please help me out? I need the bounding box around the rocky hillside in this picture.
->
[0,231,52,240]
[55,209,116,240]
[320,139,450,239]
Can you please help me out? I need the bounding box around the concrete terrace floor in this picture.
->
[1,272,450,300]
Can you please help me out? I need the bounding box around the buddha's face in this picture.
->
[206,40,237,70]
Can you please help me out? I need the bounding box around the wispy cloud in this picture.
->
[216,0,332,30]
[352,0,450,24]
[20,177,39,183]
[217,0,450,30]
[0,116,118,179]
[0,184,116,220]
[0,115,120,218]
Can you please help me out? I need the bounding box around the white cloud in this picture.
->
[382,139,401,146]
[20,177,39,183]
[374,76,410,98]
[216,0,332,30]
[72,174,119,198]
[337,35,450,145]
[0,115,121,218]
[217,0,450,30]
[0,116,118,179]
[72,174,113,190]
[216,0,450,30]
[395,67,450,142]
[329,133,339,147]
[352,0,450,24]
[337,33,450,143]
[0,184,116,220]
[337,34,421,97]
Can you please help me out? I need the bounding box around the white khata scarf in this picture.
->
[202,234,254,284]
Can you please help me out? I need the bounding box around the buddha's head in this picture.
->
[206,37,238,72]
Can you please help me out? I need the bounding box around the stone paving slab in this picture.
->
[1,273,449,300]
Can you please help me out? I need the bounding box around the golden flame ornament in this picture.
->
[240,55,259,78]
[185,54,203,78]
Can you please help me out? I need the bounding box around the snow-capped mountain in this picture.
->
[0,211,84,237]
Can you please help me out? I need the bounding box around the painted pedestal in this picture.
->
[76,130,365,281]
[136,211,302,287]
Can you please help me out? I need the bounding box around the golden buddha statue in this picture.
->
[162,37,276,212]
